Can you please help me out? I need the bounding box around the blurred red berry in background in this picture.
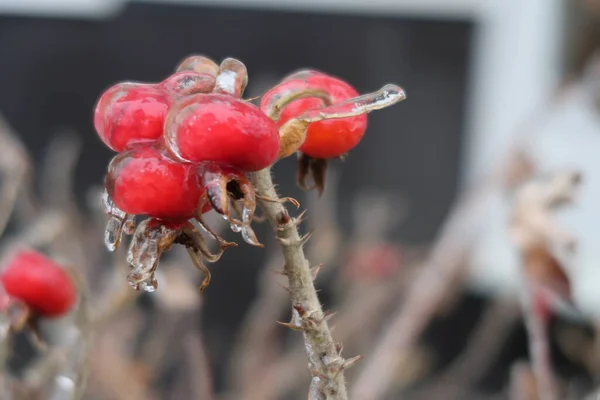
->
[0,249,76,318]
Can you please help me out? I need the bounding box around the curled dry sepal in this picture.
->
[509,170,582,308]
[0,249,77,333]
[94,54,406,292]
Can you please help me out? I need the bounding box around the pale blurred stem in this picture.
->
[250,168,348,400]
[350,178,502,400]
[523,287,558,400]
[227,250,287,399]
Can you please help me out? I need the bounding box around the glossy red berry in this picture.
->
[261,70,367,159]
[106,145,206,220]
[94,82,170,152]
[164,93,280,171]
[0,250,76,317]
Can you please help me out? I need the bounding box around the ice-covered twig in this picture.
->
[250,168,352,400]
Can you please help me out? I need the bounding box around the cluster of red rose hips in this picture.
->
[94,54,405,292]
[0,249,76,323]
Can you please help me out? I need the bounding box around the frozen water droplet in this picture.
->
[242,206,252,224]
[137,278,157,293]
[241,226,258,246]
[102,187,126,218]
[214,58,248,97]
[230,223,242,233]
[104,216,124,252]
[302,84,406,123]
[137,240,159,271]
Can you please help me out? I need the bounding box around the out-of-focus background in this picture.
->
[0,0,600,399]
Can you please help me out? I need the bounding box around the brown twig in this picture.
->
[250,168,352,400]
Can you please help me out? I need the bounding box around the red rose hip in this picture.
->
[1,249,76,317]
[106,145,205,220]
[261,70,367,159]
[94,82,170,152]
[164,93,280,172]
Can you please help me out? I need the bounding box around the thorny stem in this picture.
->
[250,168,349,400]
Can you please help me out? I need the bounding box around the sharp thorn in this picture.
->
[342,355,363,370]
[310,263,323,280]
[335,342,343,355]
[322,311,337,323]
[300,229,314,246]
[284,197,301,208]
[277,321,305,331]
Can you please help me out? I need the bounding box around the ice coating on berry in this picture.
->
[160,71,217,97]
[213,58,248,97]
[0,250,76,317]
[176,55,220,77]
[164,93,280,171]
[127,219,184,292]
[268,72,368,159]
[94,82,170,152]
[106,146,204,220]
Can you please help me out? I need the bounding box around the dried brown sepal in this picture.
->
[178,224,226,263]
[194,214,238,251]
[201,164,263,247]
[185,247,211,292]
[297,154,328,196]
[277,118,311,159]
[522,245,572,304]
[255,193,300,209]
